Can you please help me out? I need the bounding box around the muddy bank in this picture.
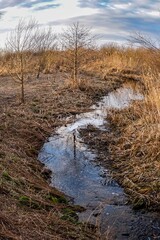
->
[39,84,160,239]
[80,110,160,211]
[0,75,98,240]
[1,69,159,239]
[80,125,160,239]
[1,72,131,239]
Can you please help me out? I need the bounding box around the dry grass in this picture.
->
[0,74,95,239]
[0,70,123,239]
[105,68,160,210]
[80,80,159,211]
[81,45,147,80]
[79,47,160,211]
[0,46,159,239]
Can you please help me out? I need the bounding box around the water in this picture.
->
[38,86,160,239]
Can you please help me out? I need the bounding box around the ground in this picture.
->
[0,69,159,239]
[0,71,127,240]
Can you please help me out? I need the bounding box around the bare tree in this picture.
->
[6,18,57,102]
[129,32,160,51]
[61,22,96,85]
[6,18,39,103]
[34,27,57,79]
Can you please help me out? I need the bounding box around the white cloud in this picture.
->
[0,0,160,47]
[113,3,132,10]
[0,0,98,47]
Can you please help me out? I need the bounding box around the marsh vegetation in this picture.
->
[0,19,159,239]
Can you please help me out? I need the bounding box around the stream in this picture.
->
[38,86,160,240]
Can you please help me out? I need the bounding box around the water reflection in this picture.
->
[38,87,143,206]
[38,87,160,239]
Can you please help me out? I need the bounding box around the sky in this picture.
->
[0,0,160,47]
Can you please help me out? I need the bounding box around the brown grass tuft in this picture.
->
[106,68,160,210]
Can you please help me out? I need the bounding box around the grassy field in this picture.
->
[0,68,127,239]
[107,72,160,210]
[80,47,160,211]
[107,50,160,210]
[0,46,159,239]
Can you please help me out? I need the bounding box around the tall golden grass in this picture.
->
[84,45,146,72]
[105,49,160,209]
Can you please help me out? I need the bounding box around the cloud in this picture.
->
[48,0,160,45]
[0,0,25,9]
[78,0,160,9]
[0,10,5,17]
[0,0,60,9]
[33,3,60,11]
[78,0,106,8]
[78,0,160,19]
[21,0,57,8]
[0,27,11,33]
[75,0,160,42]
[0,0,159,46]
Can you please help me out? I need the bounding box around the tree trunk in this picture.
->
[20,54,25,103]
[37,65,41,79]
[21,76,25,103]
[73,43,78,85]
[74,57,77,84]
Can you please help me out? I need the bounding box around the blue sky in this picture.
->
[0,0,160,47]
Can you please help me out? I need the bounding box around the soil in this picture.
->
[0,71,127,240]
[1,70,159,239]
[79,124,160,239]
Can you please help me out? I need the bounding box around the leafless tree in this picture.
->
[61,22,97,85]
[6,19,57,102]
[6,18,39,103]
[34,27,57,79]
[129,32,160,51]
